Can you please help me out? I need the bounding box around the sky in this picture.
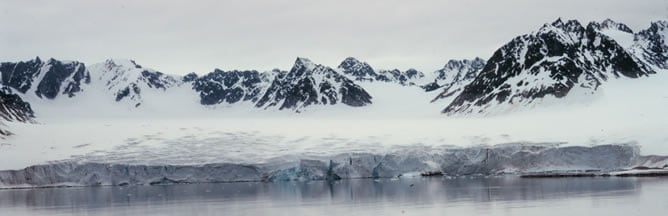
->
[1,0,667,75]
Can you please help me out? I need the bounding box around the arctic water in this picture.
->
[2,176,667,216]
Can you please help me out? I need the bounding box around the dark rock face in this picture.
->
[337,57,425,86]
[421,82,441,92]
[0,87,34,123]
[140,70,176,90]
[37,60,90,99]
[115,83,141,102]
[192,69,271,105]
[337,57,377,81]
[0,57,90,99]
[339,81,373,107]
[427,58,486,102]
[182,72,198,82]
[634,21,668,69]
[404,69,423,80]
[374,69,401,82]
[376,68,425,86]
[256,58,372,111]
[0,58,42,93]
[443,19,655,115]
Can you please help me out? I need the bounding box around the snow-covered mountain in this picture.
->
[588,18,634,33]
[375,68,425,86]
[591,19,668,71]
[337,57,377,81]
[0,87,34,138]
[0,57,90,99]
[192,69,274,105]
[443,18,656,115]
[0,18,666,119]
[426,58,486,103]
[87,59,183,107]
[632,20,668,70]
[337,57,426,86]
[0,57,379,116]
[256,57,372,111]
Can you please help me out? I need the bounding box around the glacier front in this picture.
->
[2,142,667,188]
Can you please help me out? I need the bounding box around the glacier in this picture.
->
[2,143,667,189]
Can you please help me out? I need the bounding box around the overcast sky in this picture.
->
[1,0,667,74]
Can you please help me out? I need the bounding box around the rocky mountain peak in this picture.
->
[89,59,181,106]
[338,57,362,68]
[649,20,668,30]
[256,58,372,111]
[102,59,145,70]
[0,57,90,99]
[442,18,654,115]
[1,18,665,117]
[544,18,585,33]
[192,69,269,105]
[437,57,486,80]
[588,19,634,33]
[337,57,377,81]
[293,57,316,72]
[426,57,486,99]
[633,20,668,69]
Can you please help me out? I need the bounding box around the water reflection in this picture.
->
[1,176,667,216]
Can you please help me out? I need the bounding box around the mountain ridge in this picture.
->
[0,18,665,122]
[443,18,658,115]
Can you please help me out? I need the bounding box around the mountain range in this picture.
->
[0,18,666,130]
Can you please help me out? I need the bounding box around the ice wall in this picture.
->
[3,144,665,188]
